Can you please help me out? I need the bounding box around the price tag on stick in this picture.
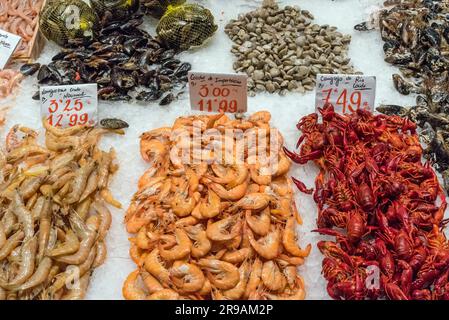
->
[315,74,376,114]
[40,84,98,128]
[188,71,247,113]
[0,29,21,70]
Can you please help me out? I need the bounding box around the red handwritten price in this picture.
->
[197,85,238,113]
[320,88,364,114]
[40,84,98,128]
[315,74,376,114]
[189,72,247,113]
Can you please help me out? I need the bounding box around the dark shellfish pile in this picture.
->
[357,0,449,193]
[26,12,191,105]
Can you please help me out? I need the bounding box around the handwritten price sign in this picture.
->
[40,84,98,128]
[188,72,247,113]
[0,29,21,69]
[315,74,376,114]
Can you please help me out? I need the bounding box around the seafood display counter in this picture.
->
[0,0,449,300]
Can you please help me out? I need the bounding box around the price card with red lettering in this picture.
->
[315,74,376,114]
[0,29,21,69]
[40,84,98,128]
[188,71,247,113]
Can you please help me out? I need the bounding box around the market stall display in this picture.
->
[123,111,310,300]
[0,0,448,300]
[0,122,121,300]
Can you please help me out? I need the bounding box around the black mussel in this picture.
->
[119,61,139,71]
[383,39,400,54]
[121,18,144,32]
[93,44,115,55]
[97,75,112,85]
[51,50,70,61]
[124,37,148,56]
[109,53,131,64]
[174,62,191,77]
[136,89,163,101]
[79,65,98,83]
[63,51,91,60]
[159,68,174,76]
[100,118,129,129]
[392,73,415,95]
[159,93,175,106]
[111,68,136,89]
[354,21,371,31]
[376,104,408,117]
[421,27,441,47]
[384,52,413,65]
[159,49,176,61]
[162,59,180,69]
[37,65,62,84]
[20,63,40,76]
[32,91,40,101]
[138,70,156,86]
[101,22,122,35]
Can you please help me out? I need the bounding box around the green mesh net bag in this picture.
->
[40,0,100,47]
[91,0,140,22]
[140,0,186,18]
[156,4,218,51]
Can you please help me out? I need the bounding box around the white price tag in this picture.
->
[188,72,247,113]
[0,29,21,69]
[315,74,376,114]
[40,84,98,128]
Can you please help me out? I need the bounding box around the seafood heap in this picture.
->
[0,0,43,57]
[0,122,121,300]
[30,12,191,104]
[123,111,310,300]
[0,70,23,99]
[286,105,449,300]
[225,0,356,96]
[357,1,449,192]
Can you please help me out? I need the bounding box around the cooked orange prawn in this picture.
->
[122,270,147,300]
[209,181,248,201]
[245,208,271,236]
[159,228,191,261]
[282,217,311,257]
[223,261,250,299]
[197,259,240,290]
[185,224,211,258]
[144,249,170,284]
[246,225,281,260]
[206,215,242,242]
[261,260,286,292]
[170,261,205,293]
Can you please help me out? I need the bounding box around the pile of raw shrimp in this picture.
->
[0,0,43,98]
[123,111,311,300]
[0,0,43,57]
[0,121,122,300]
[0,70,23,99]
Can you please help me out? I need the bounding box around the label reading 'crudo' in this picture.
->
[40,84,98,128]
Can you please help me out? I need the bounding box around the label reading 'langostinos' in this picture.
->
[315,74,376,114]
[0,29,21,69]
[189,72,247,113]
[40,84,98,128]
